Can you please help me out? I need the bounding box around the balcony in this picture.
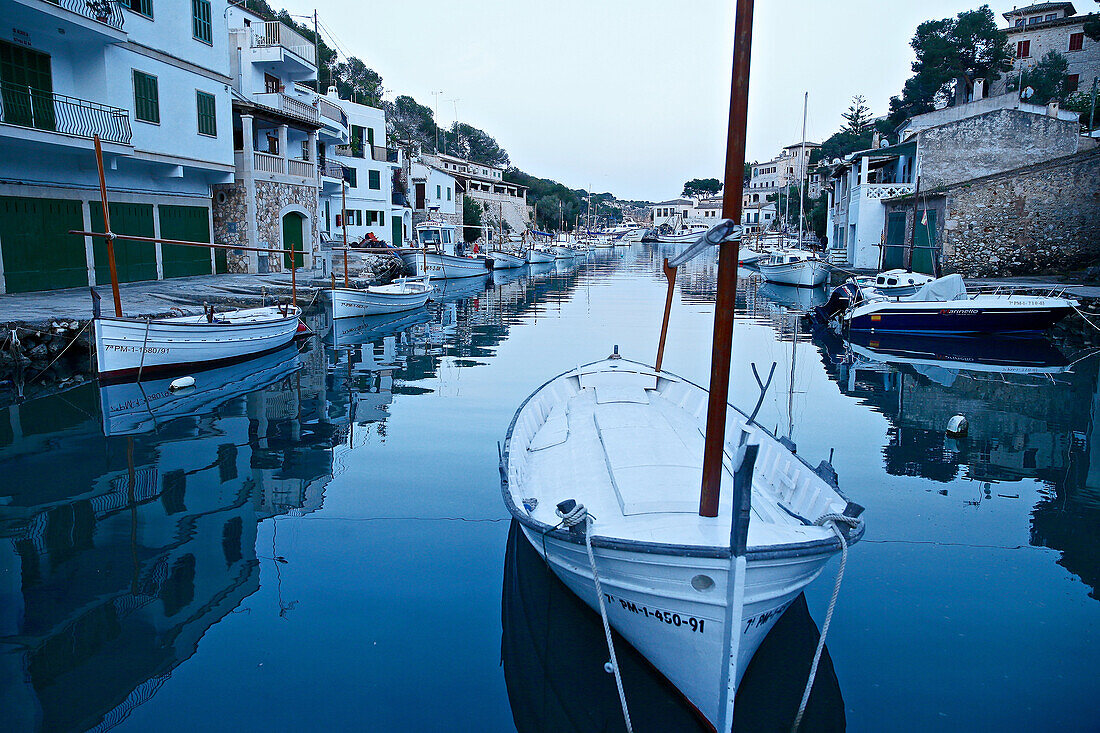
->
[10,0,126,42]
[237,150,316,181]
[0,83,131,145]
[862,182,915,200]
[333,143,395,163]
[251,20,317,69]
[318,97,347,128]
[254,91,320,125]
[321,161,348,180]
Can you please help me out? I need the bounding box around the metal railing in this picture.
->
[254,91,319,123]
[321,161,348,179]
[44,0,125,30]
[253,20,317,66]
[0,83,131,144]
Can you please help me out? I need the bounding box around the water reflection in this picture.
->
[501,521,845,732]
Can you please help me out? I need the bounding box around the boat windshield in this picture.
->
[418,229,441,246]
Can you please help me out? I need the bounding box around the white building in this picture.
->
[319,92,408,247]
[420,152,528,232]
[0,0,236,293]
[651,198,697,226]
[746,141,820,199]
[410,160,459,226]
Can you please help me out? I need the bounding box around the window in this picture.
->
[446,187,451,201]
[264,73,280,94]
[1066,74,1079,92]
[368,169,380,189]
[129,0,153,18]
[133,70,159,124]
[346,168,357,187]
[1028,16,1041,25]
[1045,13,1056,21]
[350,125,366,158]
[436,184,441,199]
[196,91,216,136]
[1015,18,1024,27]
[1069,32,1084,51]
[192,0,212,45]
[1017,40,1031,58]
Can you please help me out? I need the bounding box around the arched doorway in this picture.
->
[282,211,304,270]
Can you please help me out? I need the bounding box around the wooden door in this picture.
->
[282,212,304,269]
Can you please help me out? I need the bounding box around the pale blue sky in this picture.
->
[281,1,1063,201]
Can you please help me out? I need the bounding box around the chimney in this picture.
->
[872,130,881,149]
[973,78,985,100]
[1047,101,1060,117]
[327,85,337,96]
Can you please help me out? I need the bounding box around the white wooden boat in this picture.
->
[757,249,830,287]
[331,276,433,318]
[100,342,303,436]
[94,305,302,382]
[552,245,575,260]
[489,250,526,269]
[527,247,556,264]
[399,222,489,279]
[501,357,863,728]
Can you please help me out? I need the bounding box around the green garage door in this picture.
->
[882,211,906,271]
[912,209,937,275]
[159,205,212,278]
[391,216,402,247]
[90,202,156,284]
[0,196,87,293]
[282,212,304,269]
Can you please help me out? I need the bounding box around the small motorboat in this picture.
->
[526,246,556,264]
[501,357,863,728]
[330,275,433,318]
[94,304,302,382]
[489,250,526,269]
[853,269,934,298]
[820,274,1079,334]
[757,249,830,287]
[398,222,490,279]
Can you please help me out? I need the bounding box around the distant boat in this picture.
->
[489,250,526,269]
[824,274,1079,334]
[94,305,302,382]
[398,222,490,279]
[330,276,433,318]
[757,249,830,287]
[501,357,863,728]
[527,246,555,264]
[552,245,574,260]
[853,268,934,298]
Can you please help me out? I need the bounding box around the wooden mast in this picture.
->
[700,0,754,519]
[93,135,123,317]
[342,180,349,287]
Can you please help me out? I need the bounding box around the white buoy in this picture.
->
[946,414,968,437]
[169,376,195,391]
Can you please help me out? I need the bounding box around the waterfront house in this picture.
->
[990,3,1099,98]
[741,201,777,234]
[0,0,235,293]
[212,3,322,274]
[824,93,1082,271]
[420,152,528,233]
[651,198,696,227]
[319,90,409,248]
[409,159,459,228]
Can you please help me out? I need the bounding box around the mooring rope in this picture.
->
[25,320,92,386]
[556,503,633,733]
[791,513,862,732]
[1072,305,1100,333]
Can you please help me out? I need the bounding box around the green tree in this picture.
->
[1064,88,1097,131]
[333,58,383,106]
[1085,18,1100,42]
[682,178,721,198]
[444,122,510,167]
[385,95,439,154]
[819,118,893,162]
[462,196,483,243]
[842,95,872,133]
[1022,51,1071,104]
[888,5,1012,125]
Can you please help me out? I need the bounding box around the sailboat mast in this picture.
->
[798,91,808,247]
[699,0,754,518]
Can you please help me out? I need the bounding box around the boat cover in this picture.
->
[906,274,967,302]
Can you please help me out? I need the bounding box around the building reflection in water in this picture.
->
[0,255,600,732]
[810,325,1100,599]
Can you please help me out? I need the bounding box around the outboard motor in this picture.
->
[814,280,861,324]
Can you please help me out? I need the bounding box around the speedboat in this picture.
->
[398,222,490,279]
[853,269,934,298]
[820,274,1079,334]
[757,249,829,287]
[330,275,433,318]
[500,356,863,728]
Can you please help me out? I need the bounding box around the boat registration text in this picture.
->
[604,593,707,633]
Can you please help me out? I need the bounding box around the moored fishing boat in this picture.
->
[94,305,302,382]
[526,246,556,264]
[489,250,526,269]
[330,276,433,318]
[757,249,830,287]
[552,245,575,259]
[398,222,490,279]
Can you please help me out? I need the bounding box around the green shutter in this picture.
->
[196,90,216,136]
[192,0,212,44]
[133,70,159,124]
[379,211,384,226]
[159,205,212,278]
[0,41,55,132]
[129,0,153,19]
[347,168,357,187]
[368,169,380,189]
[883,212,906,270]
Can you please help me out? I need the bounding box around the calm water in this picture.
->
[2,246,1098,732]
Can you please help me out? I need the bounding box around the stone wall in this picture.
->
[916,108,1080,189]
[211,182,250,273]
[254,180,319,273]
[939,148,1100,277]
[465,189,529,233]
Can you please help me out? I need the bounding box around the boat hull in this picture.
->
[552,246,574,260]
[331,285,431,318]
[526,249,555,264]
[489,251,526,269]
[518,524,835,727]
[94,306,301,381]
[758,259,829,287]
[399,250,489,279]
[847,302,1076,334]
